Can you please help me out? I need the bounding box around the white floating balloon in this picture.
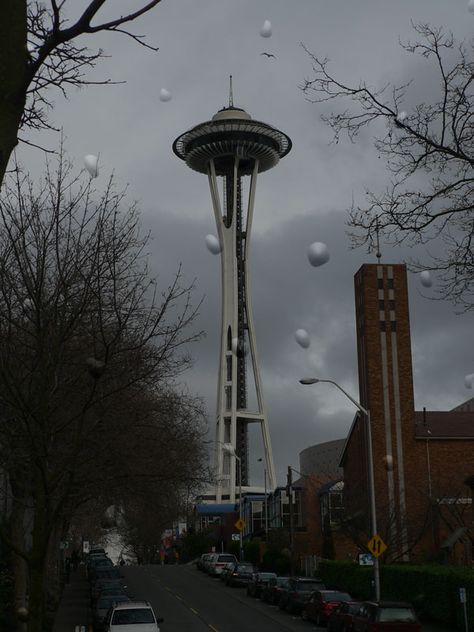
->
[83,154,99,178]
[419,271,433,288]
[468,0,474,14]
[159,88,172,102]
[259,20,272,38]
[205,234,221,255]
[232,337,248,358]
[397,111,407,122]
[307,241,330,267]
[464,374,474,389]
[295,328,310,349]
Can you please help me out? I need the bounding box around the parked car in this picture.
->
[92,594,130,631]
[261,576,290,605]
[103,600,164,631]
[279,577,326,614]
[302,589,353,625]
[91,576,128,603]
[89,566,122,586]
[247,572,277,598]
[225,562,256,587]
[203,553,218,574]
[327,601,362,632]
[352,601,421,632]
[197,553,213,571]
[208,553,238,577]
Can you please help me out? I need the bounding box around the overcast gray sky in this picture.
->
[20,0,474,486]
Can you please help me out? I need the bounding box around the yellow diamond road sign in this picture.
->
[234,518,246,531]
[367,534,387,558]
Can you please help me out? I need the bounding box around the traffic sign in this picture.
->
[234,518,246,531]
[231,533,240,541]
[367,534,387,558]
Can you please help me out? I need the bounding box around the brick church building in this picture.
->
[340,263,474,564]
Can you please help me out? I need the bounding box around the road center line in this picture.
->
[208,625,219,632]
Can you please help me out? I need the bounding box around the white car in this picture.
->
[208,553,238,576]
[104,600,163,632]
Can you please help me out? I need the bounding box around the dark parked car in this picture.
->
[261,576,290,605]
[279,577,326,614]
[327,601,362,632]
[91,577,128,603]
[302,589,352,625]
[247,572,277,598]
[352,601,421,632]
[225,563,255,587]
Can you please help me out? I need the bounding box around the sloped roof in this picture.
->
[415,411,474,439]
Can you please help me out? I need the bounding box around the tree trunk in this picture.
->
[0,0,28,186]
[9,480,29,632]
[27,561,46,632]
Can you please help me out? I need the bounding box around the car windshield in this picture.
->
[218,555,236,562]
[324,591,352,601]
[258,573,276,580]
[111,608,155,624]
[276,577,289,586]
[378,607,416,622]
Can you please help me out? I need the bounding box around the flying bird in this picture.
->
[260,52,276,59]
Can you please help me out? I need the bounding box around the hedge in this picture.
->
[317,560,474,629]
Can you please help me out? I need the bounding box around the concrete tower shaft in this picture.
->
[173,104,291,502]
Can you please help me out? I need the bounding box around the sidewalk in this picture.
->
[52,567,91,632]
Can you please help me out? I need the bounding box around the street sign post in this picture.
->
[367,534,387,558]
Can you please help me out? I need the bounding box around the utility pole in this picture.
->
[287,466,294,575]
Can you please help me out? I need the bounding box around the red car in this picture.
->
[327,601,362,632]
[352,601,421,632]
[302,589,353,626]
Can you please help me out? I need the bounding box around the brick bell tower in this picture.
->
[354,263,416,561]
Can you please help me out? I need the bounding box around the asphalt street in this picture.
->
[121,564,322,632]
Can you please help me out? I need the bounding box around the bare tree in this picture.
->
[301,23,474,311]
[0,152,203,632]
[0,0,163,184]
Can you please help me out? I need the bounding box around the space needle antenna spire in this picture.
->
[229,74,234,107]
[173,91,292,504]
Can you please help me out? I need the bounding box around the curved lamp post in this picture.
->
[299,377,380,601]
[223,443,243,561]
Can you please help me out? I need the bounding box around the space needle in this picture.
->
[173,81,291,503]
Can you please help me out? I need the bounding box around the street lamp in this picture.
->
[299,377,381,601]
[257,458,268,536]
[223,443,243,561]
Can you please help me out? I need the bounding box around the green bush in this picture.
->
[317,560,474,630]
